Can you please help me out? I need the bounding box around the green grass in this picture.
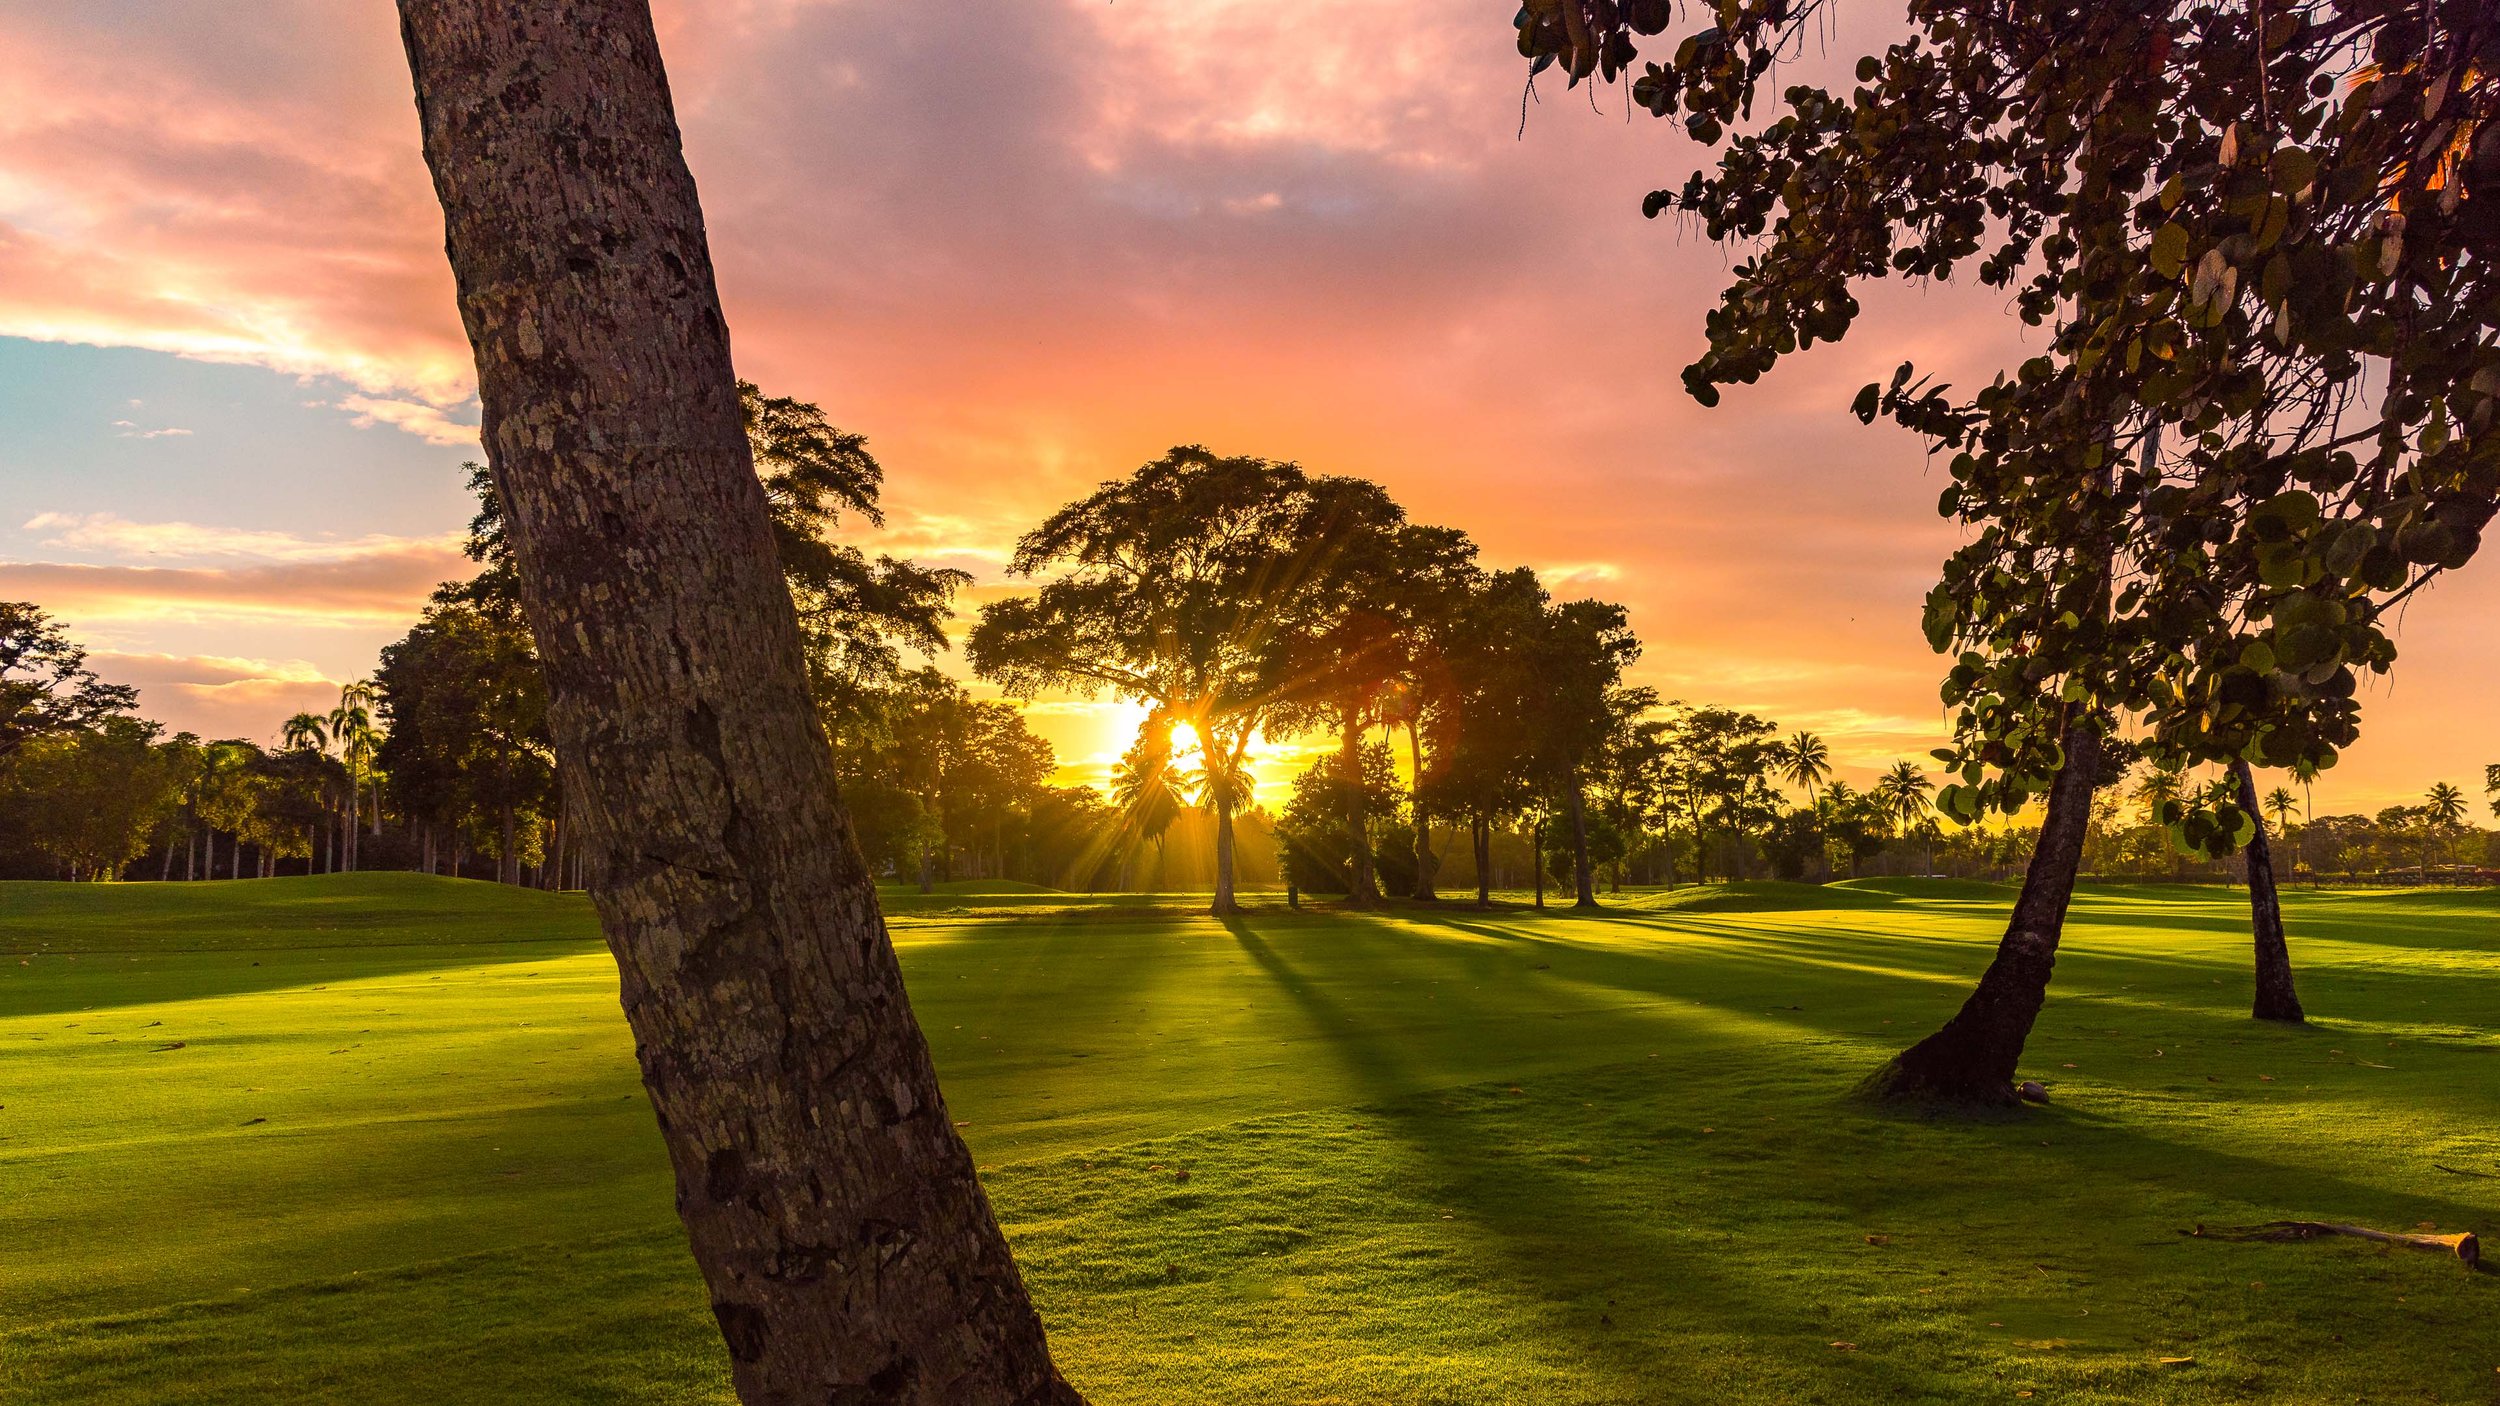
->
[4,875,2498,1403]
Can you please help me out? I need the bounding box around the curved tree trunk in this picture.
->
[1568,781,1598,910]
[395,7,1082,1403]
[2233,760,2305,1023]
[1861,712,2103,1107]
[1407,721,1435,901]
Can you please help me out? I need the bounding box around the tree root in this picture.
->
[2184,1221,2479,1269]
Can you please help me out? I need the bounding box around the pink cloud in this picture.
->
[0,550,463,626]
[0,0,2485,814]
[85,650,342,743]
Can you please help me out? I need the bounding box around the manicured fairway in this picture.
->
[3,874,2497,1403]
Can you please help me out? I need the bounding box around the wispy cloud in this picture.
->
[24,511,461,564]
[0,556,459,627]
[110,418,191,438]
[335,393,478,447]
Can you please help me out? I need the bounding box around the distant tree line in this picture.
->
[7,564,2490,890]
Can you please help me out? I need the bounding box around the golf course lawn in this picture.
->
[3,874,2497,1404]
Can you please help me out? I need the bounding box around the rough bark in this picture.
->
[1531,818,1546,909]
[395,6,1082,1403]
[1860,712,2103,1108]
[2233,759,2306,1023]
[1567,782,1597,910]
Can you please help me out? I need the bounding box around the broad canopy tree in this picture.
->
[0,602,136,761]
[970,446,1369,916]
[1513,0,2500,1103]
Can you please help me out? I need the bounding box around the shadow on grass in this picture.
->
[1219,914,1961,1402]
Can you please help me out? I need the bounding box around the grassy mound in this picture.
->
[1829,875,2020,903]
[1616,880,1900,913]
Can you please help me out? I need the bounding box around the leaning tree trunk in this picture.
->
[1859,711,2103,1107]
[1567,781,1598,910]
[395,7,1083,1404]
[2233,760,2305,1023]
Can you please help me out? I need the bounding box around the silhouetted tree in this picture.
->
[970,447,1363,916]
[0,602,135,762]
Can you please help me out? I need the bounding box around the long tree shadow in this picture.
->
[1215,914,1992,1401]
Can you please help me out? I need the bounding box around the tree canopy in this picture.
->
[0,601,136,761]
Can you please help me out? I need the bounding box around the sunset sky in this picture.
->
[0,0,2489,814]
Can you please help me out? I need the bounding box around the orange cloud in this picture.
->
[0,0,2486,816]
[85,650,343,743]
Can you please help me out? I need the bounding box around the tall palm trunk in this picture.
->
[2233,760,2305,1022]
[396,6,1083,1402]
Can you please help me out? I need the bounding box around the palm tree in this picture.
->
[1776,731,1833,806]
[2130,763,2185,821]
[327,683,377,871]
[281,712,334,872]
[2261,785,2301,869]
[2130,763,2190,879]
[1108,722,1193,891]
[2486,763,2499,820]
[1874,761,1935,873]
[2427,781,2469,874]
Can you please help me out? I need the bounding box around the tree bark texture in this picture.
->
[2233,760,2306,1023]
[1861,712,2103,1107]
[395,6,1082,1403]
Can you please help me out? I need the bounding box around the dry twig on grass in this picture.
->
[2185,1221,2479,1269]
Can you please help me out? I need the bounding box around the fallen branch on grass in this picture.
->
[2432,1164,2500,1180]
[2184,1221,2479,1269]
